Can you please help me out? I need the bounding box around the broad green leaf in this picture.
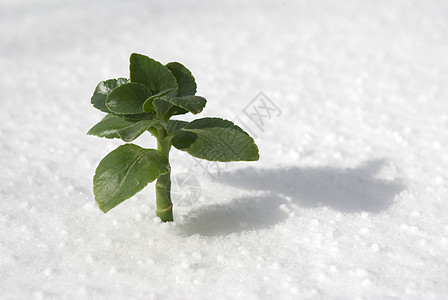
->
[152,98,173,117]
[171,131,197,149]
[166,120,188,135]
[87,114,157,142]
[167,120,194,149]
[165,105,189,119]
[87,114,134,139]
[118,120,159,142]
[93,144,169,213]
[142,89,174,113]
[156,95,206,115]
[172,118,259,162]
[91,78,129,113]
[129,53,178,96]
[121,113,155,122]
[166,62,197,96]
[106,82,152,114]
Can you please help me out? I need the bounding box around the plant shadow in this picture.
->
[177,194,288,237]
[177,159,405,237]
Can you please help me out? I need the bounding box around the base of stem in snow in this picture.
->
[156,205,173,222]
[155,173,173,222]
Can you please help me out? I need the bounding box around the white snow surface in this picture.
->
[1,0,448,299]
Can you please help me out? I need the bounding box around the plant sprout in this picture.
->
[88,53,259,222]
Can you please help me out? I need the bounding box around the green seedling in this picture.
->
[88,53,259,222]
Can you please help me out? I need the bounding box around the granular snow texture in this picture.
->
[1,0,448,299]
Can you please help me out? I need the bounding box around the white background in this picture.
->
[1,0,448,299]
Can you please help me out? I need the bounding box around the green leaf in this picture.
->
[172,118,259,162]
[166,120,188,135]
[156,95,206,115]
[91,78,129,113]
[130,53,178,96]
[152,98,173,117]
[106,82,152,115]
[88,114,159,141]
[171,131,197,149]
[118,120,159,142]
[142,89,174,113]
[166,62,197,96]
[165,105,189,119]
[93,144,169,213]
[120,113,155,122]
[88,114,133,139]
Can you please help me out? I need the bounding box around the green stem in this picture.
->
[155,124,173,222]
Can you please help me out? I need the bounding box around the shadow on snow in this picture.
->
[177,159,405,237]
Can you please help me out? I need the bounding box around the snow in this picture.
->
[1,0,448,299]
